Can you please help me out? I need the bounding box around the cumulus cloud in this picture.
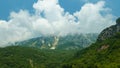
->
[0,0,115,47]
[74,1,114,33]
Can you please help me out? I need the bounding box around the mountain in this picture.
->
[97,18,120,41]
[62,18,120,68]
[1,18,120,68]
[14,33,98,50]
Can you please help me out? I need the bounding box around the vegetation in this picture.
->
[0,26,120,68]
[0,33,120,68]
[62,33,120,68]
[0,46,77,68]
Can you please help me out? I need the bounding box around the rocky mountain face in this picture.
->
[15,33,98,50]
[97,18,120,41]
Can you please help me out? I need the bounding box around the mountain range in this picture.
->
[14,33,98,50]
[0,18,120,68]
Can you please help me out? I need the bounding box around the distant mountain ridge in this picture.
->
[14,33,98,50]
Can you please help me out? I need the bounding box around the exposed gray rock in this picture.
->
[15,33,98,50]
[97,17,120,41]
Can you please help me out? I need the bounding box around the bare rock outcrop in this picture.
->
[97,17,120,41]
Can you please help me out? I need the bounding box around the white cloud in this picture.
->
[74,1,115,33]
[0,0,115,47]
[33,0,64,22]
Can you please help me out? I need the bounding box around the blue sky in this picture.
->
[0,0,119,20]
[0,0,37,20]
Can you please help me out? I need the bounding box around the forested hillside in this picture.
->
[62,33,120,68]
[0,46,76,68]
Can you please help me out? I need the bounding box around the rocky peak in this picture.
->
[116,17,120,25]
[97,17,120,41]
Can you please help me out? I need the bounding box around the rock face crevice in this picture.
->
[97,17,120,41]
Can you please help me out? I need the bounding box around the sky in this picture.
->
[0,0,119,47]
[0,0,120,20]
